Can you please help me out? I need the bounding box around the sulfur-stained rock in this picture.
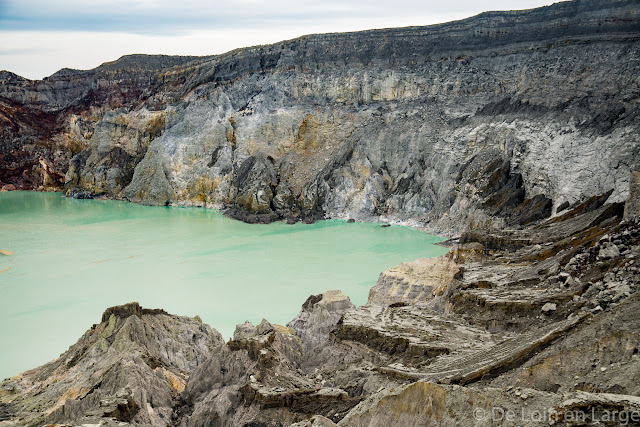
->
[0,55,200,191]
[65,110,166,197]
[124,146,175,205]
[2,1,638,228]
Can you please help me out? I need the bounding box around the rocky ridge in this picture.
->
[0,302,222,426]
[1,0,639,232]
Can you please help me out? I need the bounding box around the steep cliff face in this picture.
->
[0,55,207,191]
[2,0,640,231]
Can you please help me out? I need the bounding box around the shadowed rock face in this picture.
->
[2,0,639,229]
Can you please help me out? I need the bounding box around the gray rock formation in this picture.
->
[0,302,222,427]
[287,290,355,352]
[1,0,639,230]
[2,1,640,426]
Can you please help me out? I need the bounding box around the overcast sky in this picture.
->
[0,0,558,80]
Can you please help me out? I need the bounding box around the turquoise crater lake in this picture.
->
[0,191,448,379]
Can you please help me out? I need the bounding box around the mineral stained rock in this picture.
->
[2,0,640,426]
[1,0,639,230]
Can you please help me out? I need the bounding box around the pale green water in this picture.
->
[0,191,448,380]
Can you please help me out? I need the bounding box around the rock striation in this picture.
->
[2,0,640,426]
[0,302,222,426]
[1,0,639,231]
[367,256,460,306]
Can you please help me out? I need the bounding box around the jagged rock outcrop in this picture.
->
[0,302,222,427]
[2,0,639,230]
[287,290,355,352]
[174,318,369,426]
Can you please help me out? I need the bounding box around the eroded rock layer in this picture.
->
[1,0,638,230]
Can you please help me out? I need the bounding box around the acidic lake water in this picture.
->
[0,191,448,380]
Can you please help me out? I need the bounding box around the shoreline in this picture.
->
[2,188,457,240]
[0,189,452,380]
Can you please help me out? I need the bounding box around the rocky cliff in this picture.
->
[2,0,639,231]
[0,55,206,192]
